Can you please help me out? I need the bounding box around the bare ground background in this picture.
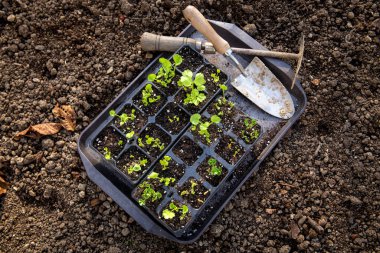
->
[0,0,379,252]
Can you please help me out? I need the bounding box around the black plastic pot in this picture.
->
[78,20,307,243]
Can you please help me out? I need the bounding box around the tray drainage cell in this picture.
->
[207,96,241,131]
[175,46,204,73]
[156,103,190,135]
[200,64,229,94]
[189,114,223,146]
[133,83,166,116]
[132,176,166,212]
[215,135,245,165]
[196,156,228,187]
[160,198,192,232]
[153,155,185,186]
[116,146,151,182]
[137,124,171,159]
[149,69,182,97]
[172,136,203,166]
[93,126,126,160]
[177,177,210,209]
[232,116,262,145]
[110,104,147,135]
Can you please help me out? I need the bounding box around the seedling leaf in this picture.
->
[190,114,201,125]
[162,209,175,219]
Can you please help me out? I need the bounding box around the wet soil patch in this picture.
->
[173,136,203,166]
[197,157,228,187]
[156,103,190,135]
[116,146,151,181]
[93,127,126,159]
[215,136,245,165]
[178,178,210,209]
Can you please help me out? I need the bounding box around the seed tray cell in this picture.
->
[78,21,307,243]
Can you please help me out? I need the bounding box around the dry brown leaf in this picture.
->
[0,176,9,197]
[52,104,76,131]
[14,123,62,140]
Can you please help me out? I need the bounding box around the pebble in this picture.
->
[18,24,30,38]
[79,191,86,198]
[210,224,224,237]
[279,245,291,253]
[243,24,257,35]
[7,14,16,22]
[78,183,86,191]
[121,228,130,236]
[43,185,53,199]
[42,139,55,149]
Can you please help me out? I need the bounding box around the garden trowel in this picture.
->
[182,5,295,119]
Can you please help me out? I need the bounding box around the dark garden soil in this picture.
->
[133,84,166,115]
[215,136,245,165]
[161,200,191,231]
[138,124,171,158]
[94,127,125,159]
[178,178,210,209]
[190,120,222,146]
[201,64,228,93]
[208,97,240,130]
[233,116,261,144]
[114,104,147,134]
[154,157,185,183]
[133,178,165,211]
[173,136,203,166]
[197,157,228,187]
[176,46,204,72]
[1,0,379,252]
[174,89,209,114]
[116,146,150,181]
[156,103,189,135]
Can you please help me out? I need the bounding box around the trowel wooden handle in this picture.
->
[140,32,198,52]
[183,5,230,54]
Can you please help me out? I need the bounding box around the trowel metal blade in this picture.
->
[231,57,295,119]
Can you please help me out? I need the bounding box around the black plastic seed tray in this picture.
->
[78,20,307,243]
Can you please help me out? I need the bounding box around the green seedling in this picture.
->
[211,69,221,83]
[162,202,189,220]
[168,115,180,123]
[145,135,165,151]
[142,84,161,106]
[220,84,228,97]
[104,147,112,160]
[148,172,175,186]
[214,97,235,117]
[118,140,124,146]
[178,70,207,106]
[181,180,198,196]
[148,54,182,88]
[109,109,136,126]
[190,114,221,144]
[159,155,171,171]
[208,158,222,176]
[241,118,260,143]
[138,181,162,206]
[126,158,148,175]
[126,130,134,139]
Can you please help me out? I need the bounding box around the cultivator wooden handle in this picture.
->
[140,32,215,53]
[183,6,230,54]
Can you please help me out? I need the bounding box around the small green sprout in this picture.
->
[162,202,189,220]
[208,158,222,176]
[109,109,136,126]
[142,84,161,106]
[148,172,175,186]
[126,130,134,139]
[126,158,148,175]
[145,135,165,151]
[178,70,207,106]
[240,118,260,143]
[138,181,162,206]
[220,84,228,97]
[211,69,221,83]
[159,155,171,171]
[181,180,198,196]
[138,137,144,147]
[190,114,220,144]
[148,54,182,88]
[118,140,124,146]
[104,147,112,160]
[168,115,180,123]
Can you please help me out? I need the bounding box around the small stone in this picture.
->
[279,245,291,253]
[242,5,254,14]
[15,157,24,166]
[210,224,224,237]
[79,191,85,198]
[41,138,55,149]
[298,241,310,250]
[66,76,76,85]
[106,66,113,74]
[7,14,16,22]
[29,190,36,197]
[78,183,86,191]
[43,185,53,199]
[346,195,362,205]
[35,45,45,51]
[347,12,355,19]
[243,24,257,35]
[121,228,130,236]
[18,24,30,38]
[125,71,133,81]
[56,140,65,148]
